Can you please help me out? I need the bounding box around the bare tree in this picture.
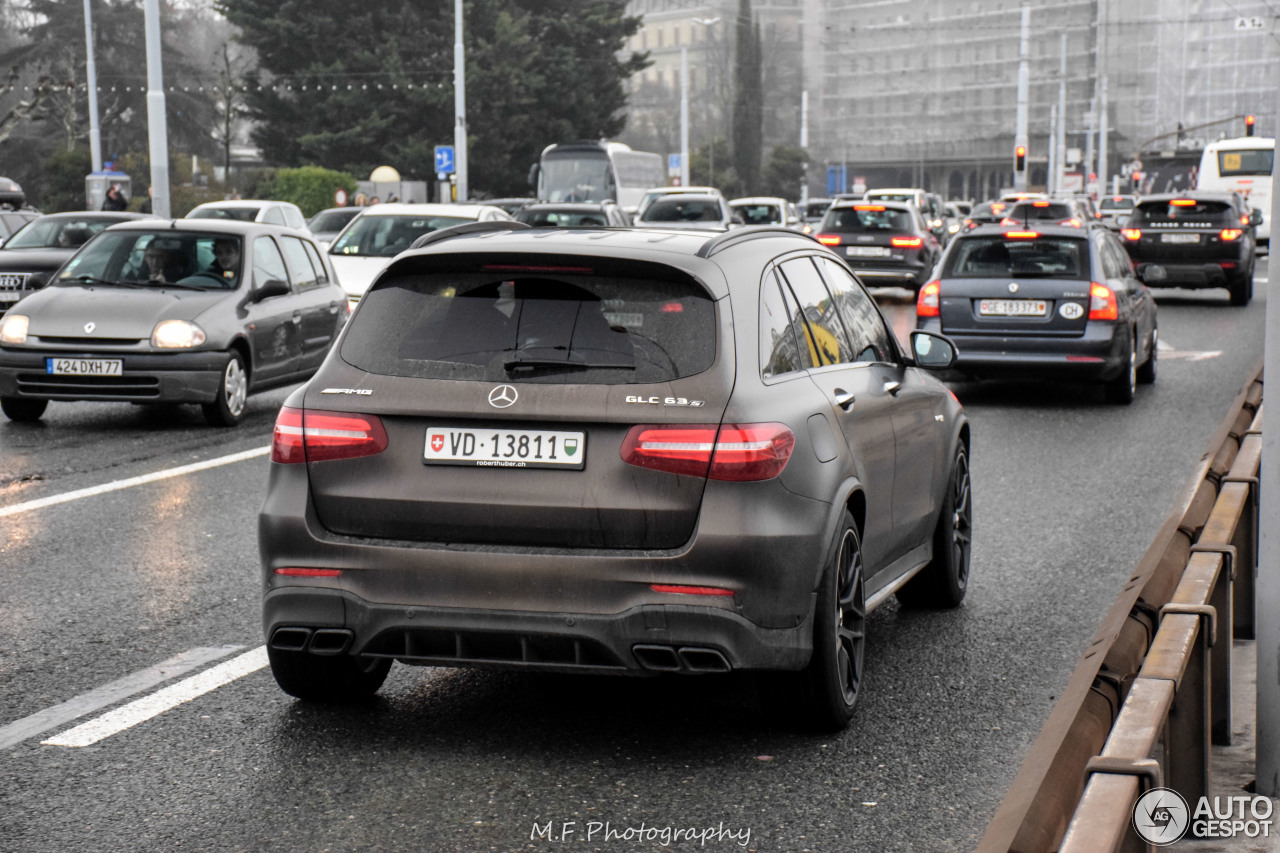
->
[212,41,251,177]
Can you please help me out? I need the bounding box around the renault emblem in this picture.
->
[1007,282,1020,294]
[84,322,96,334]
[488,385,518,408]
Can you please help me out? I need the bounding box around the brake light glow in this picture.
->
[650,584,735,597]
[917,280,941,318]
[661,302,685,312]
[991,203,1007,213]
[1121,228,1142,241]
[1170,199,1197,207]
[1032,201,1051,208]
[853,204,886,211]
[1057,218,1083,228]
[1219,262,1237,269]
[1241,214,1250,226]
[891,236,924,248]
[620,423,795,481]
[999,217,1018,226]
[816,234,841,246]
[1004,230,1040,239]
[274,568,343,577]
[1220,228,1244,241]
[271,407,389,464]
[1089,282,1118,321]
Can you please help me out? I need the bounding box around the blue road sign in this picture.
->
[434,146,455,174]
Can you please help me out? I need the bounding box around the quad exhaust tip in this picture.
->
[633,644,730,673]
[269,627,353,656]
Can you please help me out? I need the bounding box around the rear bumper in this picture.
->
[920,319,1128,382]
[0,349,226,404]
[1142,261,1240,288]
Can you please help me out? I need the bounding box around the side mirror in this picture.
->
[1250,209,1264,226]
[256,278,290,301]
[1136,263,1167,284]
[909,330,957,370]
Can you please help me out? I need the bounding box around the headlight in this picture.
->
[151,319,206,348]
[0,314,29,345]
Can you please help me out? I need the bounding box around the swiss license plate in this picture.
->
[1161,233,1200,244]
[0,291,19,303]
[424,427,586,469]
[978,299,1048,317]
[847,246,890,257]
[47,357,123,376]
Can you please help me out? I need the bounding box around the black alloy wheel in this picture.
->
[267,645,392,702]
[0,396,48,422]
[897,445,973,609]
[1104,328,1137,404]
[759,511,866,731]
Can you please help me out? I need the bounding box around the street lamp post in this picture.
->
[681,16,720,188]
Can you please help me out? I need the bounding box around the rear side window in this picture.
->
[760,270,813,378]
[1007,202,1074,221]
[1217,148,1273,177]
[641,198,723,223]
[822,206,913,232]
[1129,200,1235,226]
[944,236,1089,279]
[280,236,319,289]
[341,264,716,385]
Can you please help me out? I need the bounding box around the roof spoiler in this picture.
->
[696,226,815,258]
[409,220,531,250]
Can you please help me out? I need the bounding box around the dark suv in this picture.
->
[1118,192,1261,305]
[815,200,941,293]
[259,224,971,730]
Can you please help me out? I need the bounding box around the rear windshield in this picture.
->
[733,204,783,225]
[944,235,1089,279]
[1129,200,1235,225]
[640,198,724,223]
[969,201,1009,220]
[1006,202,1075,221]
[821,206,913,232]
[1099,197,1134,211]
[187,206,259,222]
[309,209,360,232]
[515,209,609,227]
[1216,148,1273,177]
[330,214,473,257]
[341,263,716,385]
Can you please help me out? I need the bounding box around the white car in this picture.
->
[326,203,513,304]
[631,193,737,231]
[636,185,724,218]
[729,196,803,229]
[185,200,311,235]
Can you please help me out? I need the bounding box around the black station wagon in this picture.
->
[259,223,971,730]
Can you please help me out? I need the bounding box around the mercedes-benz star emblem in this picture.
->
[488,385,518,408]
[1007,282,1020,294]
[84,322,96,334]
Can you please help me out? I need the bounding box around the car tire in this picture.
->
[1137,326,1157,385]
[897,444,973,609]
[1103,329,1136,405]
[202,350,248,427]
[1,396,48,422]
[1228,272,1253,306]
[267,645,392,703]
[758,511,865,731]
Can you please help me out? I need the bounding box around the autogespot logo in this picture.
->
[1133,787,1190,846]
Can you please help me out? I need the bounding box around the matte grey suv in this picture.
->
[259,223,971,730]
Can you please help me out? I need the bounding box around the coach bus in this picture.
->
[532,141,666,212]
[1198,136,1274,243]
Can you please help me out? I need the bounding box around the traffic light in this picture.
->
[1246,114,1256,136]
[1015,145,1026,172]
[1131,171,1142,191]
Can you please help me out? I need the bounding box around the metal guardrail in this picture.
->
[977,362,1263,853]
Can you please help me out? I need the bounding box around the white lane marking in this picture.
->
[1256,278,1268,283]
[0,645,245,751]
[0,446,270,518]
[42,646,268,748]
[1155,339,1222,361]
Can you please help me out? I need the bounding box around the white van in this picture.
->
[1197,136,1273,242]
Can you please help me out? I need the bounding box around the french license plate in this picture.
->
[46,357,123,376]
[978,299,1047,317]
[1161,233,1200,244]
[847,246,890,257]
[424,427,586,469]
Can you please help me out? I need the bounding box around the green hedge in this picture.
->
[264,167,359,217]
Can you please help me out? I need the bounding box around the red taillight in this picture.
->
[1219,261,1237,269]
[620,423,794,481]
[1170,199,1196,207]
[891,236,923,248]
[1241,214,1250,226]
[1089,282,1118,321]
[1220,228,1244,241]
[991,203,1007,214]
[853,204,886,211]
[1032,201,1050,208]
[650,584,735,597]
[270,406,389,464]
[1004,230,1040,239]
[274,567,343,577]
[816,234,841,246]
[1121,228,1142,241]
[917,280,941,318]
[661,301,684,312]
[1057,218,1083,228]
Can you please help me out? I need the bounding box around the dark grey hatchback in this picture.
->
[259,224,971,730]
[0,220,347,425]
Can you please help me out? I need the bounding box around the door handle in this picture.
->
[883,380,902,395]
[833,389,855,410]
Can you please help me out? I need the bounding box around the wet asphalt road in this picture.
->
[0,261,1269,852]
